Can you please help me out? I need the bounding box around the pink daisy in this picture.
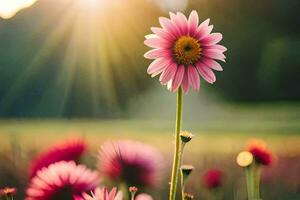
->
[26,161,101,200]
[98,140,163,187]
[144,11,226,93]
[81,187,122,200]
[29,139,87,178]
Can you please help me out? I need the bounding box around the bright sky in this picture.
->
[0,0,37,19]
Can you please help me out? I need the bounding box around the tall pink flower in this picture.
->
[29,139,87,178]
[26,161,100,200]
[98,140,163,187]
[81,187,122,200]
[144,11,226,93]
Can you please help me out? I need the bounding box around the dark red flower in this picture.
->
[247,140,273,166]
[202,169,223,189]
[29,139,87,178]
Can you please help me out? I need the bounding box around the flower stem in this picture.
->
[246,164,261,200]
[169,87,183,200]
[180,144,186,200]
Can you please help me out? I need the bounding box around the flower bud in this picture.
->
[129,186,138,200]
[181,165,194,178]
[180,131,193,143]
[183,193,194,200]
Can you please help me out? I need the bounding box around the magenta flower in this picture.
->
[136,193,153,200]
[98,140,163,187]
[26,161,100,200]
[144,11,226,93]
[81,187,122,200]
[202,169,224,190]
[29,139,87,178]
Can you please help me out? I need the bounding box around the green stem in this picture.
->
[246,164,262,200]
[246,166,254,200]
[169,87,183,200]
[180,144,186,200]
[253,165,261,199]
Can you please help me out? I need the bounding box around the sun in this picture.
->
[0,0,37,19]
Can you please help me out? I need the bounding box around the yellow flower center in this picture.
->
[173,36,201,66]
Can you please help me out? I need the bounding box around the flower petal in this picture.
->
[203,49,226,62]
[201,58,223,71]
[151,27,174,41]
[196,19,213,39]
[159,17,179,37]
[181,70,189,94]
[144,49,171,59]
[171,65,185,92]
[175,12,189,35]
[147,58,170,76]
[144,38,170,48]
[188,10,199,35]
[196,62,216,83]
[187,65,200,91]
[206,44,227,52]
[159,63,178,85]
[201,33,223,46]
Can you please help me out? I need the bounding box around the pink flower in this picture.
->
[26,161,101,200]
[144,11,226,93]
[98,140,163,187]
[202,169,223,189]
[29,139,87,178]
[81,187,122,200]
[136,193,153,200]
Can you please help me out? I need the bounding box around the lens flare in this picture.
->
[0,0,37,19]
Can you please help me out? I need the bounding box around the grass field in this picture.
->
[0,114,300,200]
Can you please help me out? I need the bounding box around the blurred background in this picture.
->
[0,0,299,199]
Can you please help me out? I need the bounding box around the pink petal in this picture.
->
[103,187,108,200]
[187,65,200,91]
[171,65,185,92]
[201,58,223,71]
[188,10,199,36]
[144,38,170,48]
[201,33,223,46]
[144,49,171,59]
[206,44,227,52]
[159,17,180,37]
[175,12,189,35]
[203,49,226,62]
[147,58,170,76]
[159,63,178,85]
[195,19,213,39]
[181,70,189,94]
[151,27,175,41]
[108,188,117,200]
[196,62,216,83]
